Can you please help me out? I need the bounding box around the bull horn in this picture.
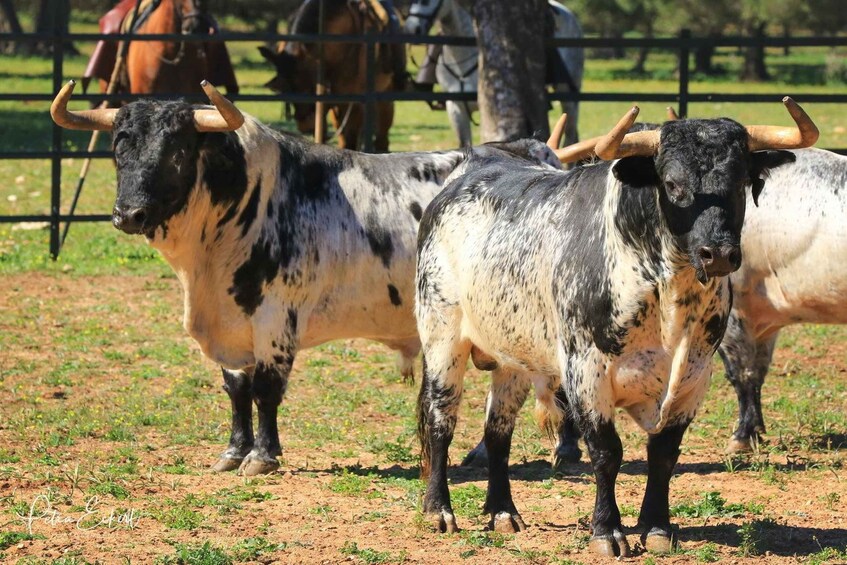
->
[666,106,680,120]
[547,113,567,150]
[746,97,818,152]
[595,106,661,160]
[50,80,118,131]
[194,80,244,132]
[554,137,603,164]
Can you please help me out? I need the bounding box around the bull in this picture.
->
[415,101,817,556]
[50,80,562,476]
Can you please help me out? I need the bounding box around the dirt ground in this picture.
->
[0,273,845,564]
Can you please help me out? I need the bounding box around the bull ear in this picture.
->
[611,156,659,188]
[749,150,796,206]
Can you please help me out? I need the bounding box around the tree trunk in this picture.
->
[783,24,790,56]
[473,0,549,142]
[0,0,24,54]
[741,22,769,82]
[612,31,626,59]
[34,0,78,56]
[694,34,719,75]
[631,22,652,74]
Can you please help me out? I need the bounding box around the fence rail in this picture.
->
[1,25,846,258]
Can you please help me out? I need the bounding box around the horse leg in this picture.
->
[446,100,472,147]
[374,101,394,153]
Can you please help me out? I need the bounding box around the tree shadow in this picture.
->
[683,521,847,557]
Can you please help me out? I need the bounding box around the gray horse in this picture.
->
[405,0,584,147]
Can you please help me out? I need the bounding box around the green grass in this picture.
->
[670,491,764,519]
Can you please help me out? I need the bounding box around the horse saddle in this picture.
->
[82,0,239,95]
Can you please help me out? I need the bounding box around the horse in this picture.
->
[84,0,238,96]
[260,0,406,152]
[405,0,584,147]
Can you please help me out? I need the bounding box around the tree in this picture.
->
[473,0,549,142]
[33,0,77,55]
[0,0,24,54]
[667,0,737,74]
[738,0,769,81]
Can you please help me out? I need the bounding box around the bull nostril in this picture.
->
[698,247,714,265]
[129,208,147,227]
[728,248,741,268]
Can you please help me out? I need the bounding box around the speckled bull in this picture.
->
[415,101,817,557]
[49,80,562,477]
[720,147,847,453]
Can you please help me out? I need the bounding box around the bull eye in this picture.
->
[664,180,679,196]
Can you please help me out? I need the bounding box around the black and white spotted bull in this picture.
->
[415,101,817,556]
[50,80,563,476]
[720,147,847,453]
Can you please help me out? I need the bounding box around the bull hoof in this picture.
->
[588,529,631,558]
[726,435,755,454]
[642,527,677,554]
[211,456,243,472]
[489,511,527,533]
[461,441,489,468]
[551,442,582,473]
[238,454,280,476]
[429,510,460,533]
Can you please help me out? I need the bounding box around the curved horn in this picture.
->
[50,80,118,131]
[547,113,567,150]
[666,106,680,121]
[746,97,818,152]
[594,106,661,160]
[554,137,603,164]
[194,80,244,132]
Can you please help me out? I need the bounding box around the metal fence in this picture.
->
[1,18,846,258]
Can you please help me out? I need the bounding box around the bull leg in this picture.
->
[238,360,289,476]
[584,418,630,557]
[637,420,690,554]
[462,378,529,468]
[446,100,472,148]
[552,386,582,471]
[483,368,529,533]
[211,368,255,472]
[560,97,579,148]
[718,313,776,453]
[419,339,470,533]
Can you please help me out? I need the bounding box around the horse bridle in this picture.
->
[407,0,445,33]
[160,0,210,65]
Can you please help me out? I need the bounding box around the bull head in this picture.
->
[554,99,818,284]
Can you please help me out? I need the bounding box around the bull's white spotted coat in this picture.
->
[732,148,847,332]
[148,114,461,371]
[417,165,729,434]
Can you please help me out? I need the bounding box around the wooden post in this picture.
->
[314,0,326,143]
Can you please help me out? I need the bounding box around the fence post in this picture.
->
[362,26,376,152]
[50,1,65,259]
[678,28,690,119]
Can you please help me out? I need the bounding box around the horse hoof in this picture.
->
[642,527,677,554]
[461,443,489,468]
[238,455,280,476]
[490,511,526,533]
[726,436,754,454]
[588,529,631,558]
[552,443,582,473]
[429,510,460,534]
[211,457,243,472]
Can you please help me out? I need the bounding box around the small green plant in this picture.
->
[156,541,232,565]
[690,542,720,563]
[340,541,401,564]
[230,537,287,561]
[154,500,205,530]
[807,542,847,565]
[0,531,45,550]
[450,484,487,518]
[458,530,507,548]
[328,469,378,497]
[671,491,760,519]
[736,521,760,557]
